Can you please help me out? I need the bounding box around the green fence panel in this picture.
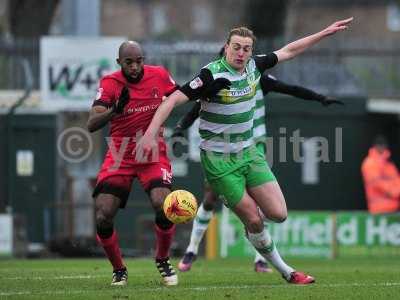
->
[218,210,400,258]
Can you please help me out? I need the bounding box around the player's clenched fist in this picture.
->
[113,86,130,114]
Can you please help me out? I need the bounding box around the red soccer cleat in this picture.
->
[286,271,315,284]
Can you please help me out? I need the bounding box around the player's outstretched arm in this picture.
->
[137,90,189,154]
[268,79,344,106]
[274,17,353,62]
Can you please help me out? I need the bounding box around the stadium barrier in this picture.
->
[214,208,400,258]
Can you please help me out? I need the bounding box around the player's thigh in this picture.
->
[248,181,287,223]
[245,154,287,222]
[231,190,263,233]
[207,171,246,209]
[95,193,121,223]
[93,173,134,209]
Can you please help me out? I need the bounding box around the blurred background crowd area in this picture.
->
[0,0,400,97]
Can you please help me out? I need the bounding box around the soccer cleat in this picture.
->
[254,260,273,273]
[178,252,197,272]
[156,257,178,286]
[111,268,128,286]
[286,271,315,284]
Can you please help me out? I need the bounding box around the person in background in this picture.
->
[361,135,400,214]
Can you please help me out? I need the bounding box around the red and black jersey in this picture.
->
[93,65,178,138]
[93,65,178,163]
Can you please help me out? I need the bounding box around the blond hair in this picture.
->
[226,26,256,44]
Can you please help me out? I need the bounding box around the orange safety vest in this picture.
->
[361,147,400,214]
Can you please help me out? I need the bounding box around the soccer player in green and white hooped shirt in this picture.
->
[172,71,344,273]
[137,17,353,285]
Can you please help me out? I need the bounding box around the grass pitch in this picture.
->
[0,256,399,299]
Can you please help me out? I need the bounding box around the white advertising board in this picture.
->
[40,36,125,109]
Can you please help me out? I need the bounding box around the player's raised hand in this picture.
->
[322,17,353,36]
[135,133,158,163]
[321,97,345,106]
[202,78,231,100]
[113,86,130,114]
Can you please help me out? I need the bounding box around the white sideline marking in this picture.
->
[1,282,400,296]
[5,274,147,280]
[6,275,105,280]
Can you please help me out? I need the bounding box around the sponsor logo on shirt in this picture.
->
[189,77,203,89]
[127,104,160,114]
[151,87,160,98]
[227,86,252,97]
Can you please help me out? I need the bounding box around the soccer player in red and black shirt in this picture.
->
[87,41,179,286]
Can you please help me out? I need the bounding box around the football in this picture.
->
[163,190,198,224]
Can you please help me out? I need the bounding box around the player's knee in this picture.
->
[269,211,287,223]
[277,212,287,223]
[246,216,264,233]
[149,198,162,212]
[263,204,287,223]
[95,210,114,229]
[155,209,174,230]
[96,207,113,228]
[277,208,288,223]
[149,188,170,211]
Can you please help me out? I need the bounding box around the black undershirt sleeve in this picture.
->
[176,101,201,131]
[254,53,279,73]
[261,74,326,102]
[179,68,214,100]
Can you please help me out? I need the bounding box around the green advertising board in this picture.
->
[337,212,400,256]
[218,208,400,258]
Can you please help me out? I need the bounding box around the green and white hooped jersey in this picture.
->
[253,97,266,141]
[199,57,264,153]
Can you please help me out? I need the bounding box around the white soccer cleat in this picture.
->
[111,268,128,286]
[162,273,178,286]
[156,257,178,286]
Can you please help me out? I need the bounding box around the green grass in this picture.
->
[0,257,399,299]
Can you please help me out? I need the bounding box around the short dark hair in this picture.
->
[226,27,256,44]
[373,135,388,147]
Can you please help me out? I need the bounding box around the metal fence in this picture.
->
[1,38,400,98]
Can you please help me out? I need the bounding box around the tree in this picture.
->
[8,0,60,38]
